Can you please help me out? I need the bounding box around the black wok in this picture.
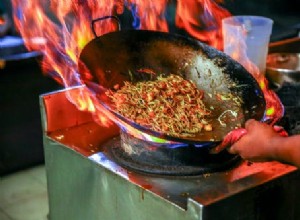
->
[79,30,265,145]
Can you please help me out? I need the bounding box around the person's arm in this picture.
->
[272,135,300,167]
[228,119,300,168]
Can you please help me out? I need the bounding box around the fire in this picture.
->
[240,67,283,124]
[11,0,233,128]
[176,0,231,50]
[11,0,283,138]
[258,76,284,124]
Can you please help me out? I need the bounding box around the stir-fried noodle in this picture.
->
[106,74,214,137]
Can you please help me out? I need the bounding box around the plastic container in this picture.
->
[222,16,273,75]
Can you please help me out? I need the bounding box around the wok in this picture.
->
[79,30,266,145]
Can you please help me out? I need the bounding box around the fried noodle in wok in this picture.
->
[106,74,216,137]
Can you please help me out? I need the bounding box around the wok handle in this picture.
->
[91,16,121,37]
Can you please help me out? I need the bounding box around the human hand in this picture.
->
[210,127,247,154]
[227,119,285,162]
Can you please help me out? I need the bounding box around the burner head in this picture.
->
[106,131,240,176]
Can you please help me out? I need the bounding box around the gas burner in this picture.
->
[106,131,241,176]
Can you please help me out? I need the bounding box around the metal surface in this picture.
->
[79,30,266,144]
[41,87,300,220]
[91,16,121,37]
[266,53,300,87]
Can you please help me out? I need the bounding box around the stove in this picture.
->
[41,87,300,220]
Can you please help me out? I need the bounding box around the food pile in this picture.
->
[106,74,213,137]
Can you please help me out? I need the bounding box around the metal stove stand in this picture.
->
[41,88,300,220]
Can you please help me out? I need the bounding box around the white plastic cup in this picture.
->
[222,16,273,75]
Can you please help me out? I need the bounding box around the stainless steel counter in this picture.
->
[41,88,300,220]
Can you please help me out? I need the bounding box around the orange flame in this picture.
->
[12,0,282,135]
[12,0,233,129]
[176,0,231,50]
[11,0,119,126]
